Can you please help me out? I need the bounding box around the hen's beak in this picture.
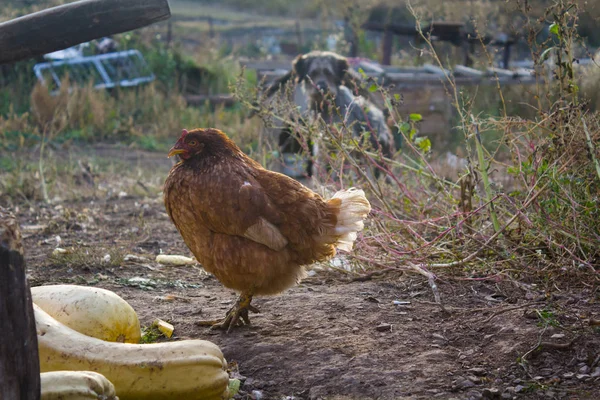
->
[167,148,186,158]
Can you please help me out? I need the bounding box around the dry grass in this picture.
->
[233,0,600,300]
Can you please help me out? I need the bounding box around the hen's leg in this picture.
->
[197,292,259,333]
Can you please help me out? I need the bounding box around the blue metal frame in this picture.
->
[33,50,155,94]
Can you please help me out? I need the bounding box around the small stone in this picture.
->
[591,367,600,378]
[505,386,515,394]
[514,385,526,393]
[544,391,556,398]
[562,372,575,379]
[352,327,359,332]
[482,388,500,399]
[578,365,590,374]
[251,390,264,400]
[467,375,481,383]
[576,374,591,380]
[550,333,566,339]
[501,393,512,400]
[375,323,392,332]
[459,380,476,389]
[512,378,522,385]
[470,367,487,376]
[467,390,483,399]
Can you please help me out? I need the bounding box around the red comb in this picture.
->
[181,129,189,136]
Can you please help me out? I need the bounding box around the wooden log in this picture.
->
[0,0,171,65]
[0,208,40,400]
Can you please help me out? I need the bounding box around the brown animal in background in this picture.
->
[163,128,371,332]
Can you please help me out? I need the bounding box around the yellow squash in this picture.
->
[36,304,230,400]
[41,371,118,400]
[31,284,141,343]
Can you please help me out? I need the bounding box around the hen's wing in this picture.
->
[165,163,289,252]
[238,183,288,251]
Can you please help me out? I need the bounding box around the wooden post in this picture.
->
[166,19,172,49]
[502,42,512,69]
[0,0,171,65]
[344,15,358,57]
[381,29,393,65]
[0,209,40,400]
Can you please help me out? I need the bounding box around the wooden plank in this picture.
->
[242,60,293,71]
[454,65,484,77]
[486,67,516,78]
[422,63,450,76]
[0,0,171,65]
[184,94,237,107]
[0,209,40,400]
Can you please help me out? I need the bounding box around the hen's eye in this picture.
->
[188,140,198,147]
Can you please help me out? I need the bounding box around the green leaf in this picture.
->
[368,84,378,92]
[549,23,560,37]
[415,137,431,153]
[507,166,519,175]
[394,93,401,101]
[409,113,423,122]
[399,122,411,134]
[409,128,417,140]
[228,379,241,398]
[539,47,555,64]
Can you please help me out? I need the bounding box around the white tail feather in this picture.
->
[330,188,371,251]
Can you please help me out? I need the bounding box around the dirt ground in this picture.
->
[8,147,600,400]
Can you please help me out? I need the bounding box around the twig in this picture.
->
[482,302,541,323]
[520,325,548,367]
[408,263,446,313]
[537,339,576,351]
[350,267,401,282]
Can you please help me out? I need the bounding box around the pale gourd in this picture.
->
[36,304,230,400]
[32,284,141,343]
[41,371,118,400]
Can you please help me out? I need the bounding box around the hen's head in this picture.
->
[168,128,241,161]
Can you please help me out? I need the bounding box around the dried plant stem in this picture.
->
[582,118,600,181]
[39,128,49,203]
[408,262,445,312]
[429,185,547,269]
[473,121,501,233]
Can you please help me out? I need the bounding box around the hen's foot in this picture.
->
[197,293,259,333]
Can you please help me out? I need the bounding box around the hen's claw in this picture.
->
[197,293,259,333]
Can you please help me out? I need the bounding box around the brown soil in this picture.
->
[9,147,600,400]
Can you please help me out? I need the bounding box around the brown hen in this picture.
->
[163,128,371,332]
